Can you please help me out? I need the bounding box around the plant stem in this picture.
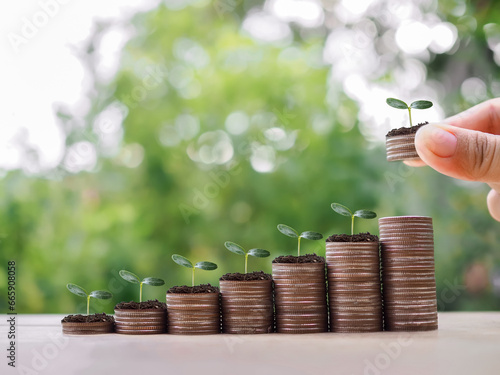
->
[192,267,195,287]
[351,215,354,236]
[408,107,413,127]
[245,253,248,274]
[298,236,302,257]
[87,295,90,316]
[140,283,143,303]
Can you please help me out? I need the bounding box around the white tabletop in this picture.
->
[2,312,499,375]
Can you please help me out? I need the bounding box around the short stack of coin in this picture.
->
[167,292,221,335]
[326,239,383,332]
[385,134,420,162]
[220,279,274,334]
[379,216,438,331]
[62,321,114,335]
[114,309,167,334]
[272,262,328,333]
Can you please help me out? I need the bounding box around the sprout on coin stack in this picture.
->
[326,203,382,333]
[385,97,433,162]
[114,270,167,335]
[61,283,114,335]
[167,255,220,335]
[219,242,273,334]
[272,224,328,333]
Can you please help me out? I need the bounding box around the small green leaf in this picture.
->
[172,254,193,269]
[248,249,270,258]
[67,283,88,298]
[142,277,165,286]
[224,241,246,256]
[89,290,113,300]
[277,224,299,238]
[354,210,377,219]
[195,261,218,271]
[386,98,408,109]
[331,203,352,217]
[119,270,141,284]
[300,231,323,241]
[410,100,433,109]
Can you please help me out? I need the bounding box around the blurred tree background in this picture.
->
[1,0,500,314]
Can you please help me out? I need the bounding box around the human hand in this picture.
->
[405,98,500,221]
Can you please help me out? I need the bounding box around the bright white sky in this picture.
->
[0,0,160,173]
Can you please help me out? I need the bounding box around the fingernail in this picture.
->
[417,125,457,158]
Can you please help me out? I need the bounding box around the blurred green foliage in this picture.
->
[1,0,500,314]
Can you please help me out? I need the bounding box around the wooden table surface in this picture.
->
[2,312,499,375]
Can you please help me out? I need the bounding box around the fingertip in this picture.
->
[487,189,500,222]
[403,159,426,167]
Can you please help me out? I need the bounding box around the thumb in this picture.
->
[415,123,500,183]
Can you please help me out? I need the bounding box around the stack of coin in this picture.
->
[220,278,273,334]
[114,309,167,334]
[61,313,115,335]
[272,262,328,333]
[379,216,438,331]
[386,134,420,162]
[61,321,114,335]
[167,292,220,335]
[326,239,383,332]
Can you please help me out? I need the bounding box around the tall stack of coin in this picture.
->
[272,257,328,333]
[326,237,383,332]
[220,276,273,334]
[379,216,438,331]
[167,288,220,335]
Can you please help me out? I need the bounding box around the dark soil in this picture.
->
[220,271,272,281]
[167,283,219,294]
[272,254,325,263]
[326,232,379,242]
[61,313,114,323]
[386,122,428,137]
[115,299,166,310]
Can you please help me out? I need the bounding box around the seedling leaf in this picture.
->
[195,261,218,270]
[67,283,88,298]
[172,254,193,268]
[277,224,299,238]
[119,270,141,284]
[300,231,323,241]
[248,248,270,258]
[410,100,433,109]
[89,290,113,300]
[142,277,165,286]
[224,241,246,256]
[386,98,408,109]
[331,203,352,216]
[354,210,377,219]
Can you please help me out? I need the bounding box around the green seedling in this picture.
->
[172,254,218,287]
[66,283,112,316]
[386,98,433,127]
[119,270,165,303]
[331,203,377,235]
[277,224,323,256]
[224,241,270,274]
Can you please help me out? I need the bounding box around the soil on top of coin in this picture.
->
[272,253,325,263]
[326,232,379,242]
[167,283,219,294]
[220,271,272,281]
[115,299,166,310]
[61,313,114,323]
[386,122,428,137]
